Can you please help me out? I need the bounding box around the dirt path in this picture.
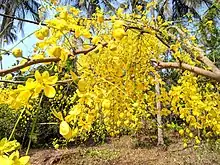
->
[30,136,220,165]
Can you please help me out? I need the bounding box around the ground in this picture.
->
[30,136,220,165]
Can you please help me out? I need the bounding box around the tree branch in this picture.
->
[130,25,220,75]
[0,43,107,76]
[0,79,73,85]
[0,13,46,26]
[126,25,170,48]
[74,43,107,55]
[152,59,220,82]
[0,57,60,76]
[189,45,220,73]
[0,80,24,84]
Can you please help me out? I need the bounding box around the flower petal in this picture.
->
[35,70,42,82]
[70,71,78,81]
[46,76,58,85]
[42,71,49,79]
[17,90,32,103]
[44,85,56,98]
[26,78,37,89]
[59,121,70,136]
[34,83,43,95]
[78,79,87,92]
[19,156,30,165]
[20,59,30,72]
[63,129,72,140]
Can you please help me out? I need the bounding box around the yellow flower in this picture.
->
[112,28,126,40]
[116,8,124,16]
[17,90,32,103]
[70,71,78,81]
[16,78,37,103]
[102,99,111,109]
[41,27,49,37]
[136,5,143,11]
[91,36,100,44]
[78,79,87,92]
[113,20,124,29]
[35,27,49,40]
[45,19,66,30]
[189,132,193,138]
[32,53,45,60]
[48,46,62,58]
[12,48,22,58]
[5,74,13,80]
[109,42,117,51]
[119,113,124,118]
[59,121,72,140]
[75,27,81,38]
[60,121,70,135]
[35,31,44,40]
[82,30,91,38]
[0,155,13,165]
[59,10,68,20]
[179,129,184,136]
[18,156,30,165]
[48,46,68,63]
[69,7,80,16]
[97,13,104,23]
[20,59,30,72]
[35,70,58,98]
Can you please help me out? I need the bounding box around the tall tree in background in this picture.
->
[0,0,40,44]
[0,0,40,69]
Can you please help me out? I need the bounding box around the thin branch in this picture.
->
[0,13,46,26]
[0,80,24,84]
[126,26,170,48]
[74,43,108,55]
[0,79,73,85]
[57,79,73,84]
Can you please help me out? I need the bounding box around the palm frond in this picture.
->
[0,0,40,44]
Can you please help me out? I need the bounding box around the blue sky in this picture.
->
[2,1,56,69]
[3,23,39,69]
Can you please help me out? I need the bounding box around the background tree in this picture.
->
[0,0,40,44]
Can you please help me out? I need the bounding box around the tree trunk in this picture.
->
[155,76,164,146]
[0,39,3,72]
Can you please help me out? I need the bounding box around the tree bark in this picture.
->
[151,60,220,82]
[155,75,164,146]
